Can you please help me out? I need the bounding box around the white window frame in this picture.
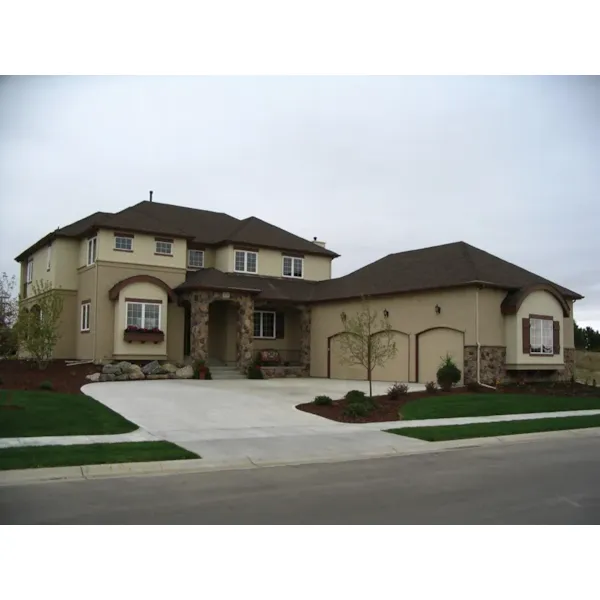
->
[155,240,173,256]
[125,301,162,330]
[87,237,97,266]
[46,244,52,271]
[114,236,133,252]
[26,258,33,283]
[81,302,91,332]
[234,250,258,274]
[253,310,276,339]
[282,255,304,278]
[188,249,205,268]
[530,317,554,355]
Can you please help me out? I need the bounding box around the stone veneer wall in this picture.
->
[464,346,507,385]
[299,305,311,373]
[464,345,576,384]
[260,365,309,378]
[186,290,255,372]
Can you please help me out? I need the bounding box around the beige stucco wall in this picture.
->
[96,229,187,270]
[310,287,479,381]
[564,299,575,348]
[113,280,168,358]
[505,289,565,367]
[53,290,78,359]
[21,245,52,297]
[253,308,302,361]
[418,328,464,383]
[94,262,186,362]
[215,246,232,272]
[249,248,332,281]
[477,288,506,346]
[76,265,97,360]
[52,238,79,290]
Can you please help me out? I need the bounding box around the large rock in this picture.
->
[102,364,122,376]
[99,373,116,382]
[115,374,130,381]
[85,372,101,383]
[162,363,177,374]
[142,360,162,376]
[175,365,194,379]
[128,370,145,381]
[146,373,169,380]
[116,361,139,374]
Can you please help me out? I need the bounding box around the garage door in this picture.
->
[328,330,409,382]
[417,328,464,384]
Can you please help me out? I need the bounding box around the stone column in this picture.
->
[299,305,311,375]
[236,295,254,371]
[563,347,576,382]
[190,292,210,363]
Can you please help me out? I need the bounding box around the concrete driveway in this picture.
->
[83,379,427,464]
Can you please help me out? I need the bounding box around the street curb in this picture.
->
[1,426,600,486]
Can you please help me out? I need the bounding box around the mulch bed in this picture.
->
[0,360,101,395]
[296,382,600,424]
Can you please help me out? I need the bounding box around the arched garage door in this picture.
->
[417,327,464,384]
[328,330,409,382]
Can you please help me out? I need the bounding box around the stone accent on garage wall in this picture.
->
[299,304,311,372]
[260,365,309,378]
[464,345,507,385]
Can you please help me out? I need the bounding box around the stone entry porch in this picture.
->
[180,289,311,375]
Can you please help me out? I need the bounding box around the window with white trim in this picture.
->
[26,258,33,283]
[282,256,303,278]
[81,302,91,332]
[530,318,553,355]
[234,250,257,273]
[87,237,97,266]
[126,302,161,330]
[253,311,275,338]
[46,244,52,271]
[115,236,133,251]
[155,240,173,256]
[188,249,204,268]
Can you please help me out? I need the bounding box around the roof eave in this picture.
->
[215,239,339,258]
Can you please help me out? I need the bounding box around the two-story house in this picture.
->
[15,199,582,385]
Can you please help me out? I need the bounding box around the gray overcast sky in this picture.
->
[1,76,598,327]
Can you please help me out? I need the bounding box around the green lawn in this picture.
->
[0,390,137,437]
[0,441,199,471]
[400,393,600,420]
[388,414,600,442]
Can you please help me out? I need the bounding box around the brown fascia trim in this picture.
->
[218,239,339,258]
[125,297,163,304]
[14,231,61,262]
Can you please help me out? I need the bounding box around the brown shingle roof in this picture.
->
[311,242,582,301]
[15,200,338,261]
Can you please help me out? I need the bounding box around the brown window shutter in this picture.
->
[522,318,530,353]
[276,312,285,339]
[553,320,560,354]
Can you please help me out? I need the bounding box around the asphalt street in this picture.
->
[1,436,599,524]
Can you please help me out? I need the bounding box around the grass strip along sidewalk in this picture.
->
[400,393,600,420]
[388,414,600,442]
[0,441,199,471]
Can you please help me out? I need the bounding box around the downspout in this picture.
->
[93,262,99,363]
[476,286,496,390]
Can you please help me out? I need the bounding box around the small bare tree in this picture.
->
[337,296,398,398]
[14,280,64,369]
[0,272,19,358]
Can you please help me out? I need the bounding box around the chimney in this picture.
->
[312,236,326,248]
[149,190,153,202]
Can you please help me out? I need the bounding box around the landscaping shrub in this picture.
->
[314,395,333,406]
[387,382,409,400]
[0,375,3,386]
[39,380,54,391]
[345,389,367,402]
[425,381,437,394]
[247,365,264,379]
[344,402,370,418]
[436,354,462,391]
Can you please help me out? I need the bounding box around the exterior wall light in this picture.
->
[383,309,389,318]
[340,311,347,323]
[435,304,441,315]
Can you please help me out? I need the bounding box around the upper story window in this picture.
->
[46,244,52,271]
[155,238,173,256]
[126,301,161,330]
[87,236,97,266]
[26,258,33,283]
[530,317,553,355]
[234,250,257,273]
[114,234,133,252]
[188,249,204,269]
[282,256,303,278]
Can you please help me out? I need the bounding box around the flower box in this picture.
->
[123,327,164,344]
